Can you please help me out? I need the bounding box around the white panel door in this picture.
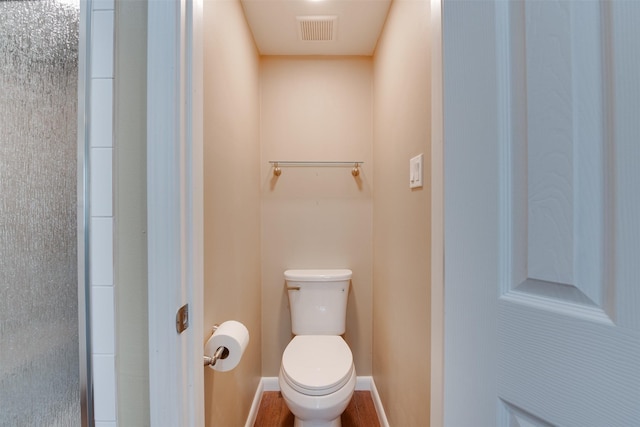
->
[443,1,640,426]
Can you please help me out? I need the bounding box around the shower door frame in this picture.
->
[77,0,93,424]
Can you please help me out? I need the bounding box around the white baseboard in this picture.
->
[262,376,279,391]
[246,376,389,427]
[244,379,264,427]
[356,375,372,390]
[369,377,390,427]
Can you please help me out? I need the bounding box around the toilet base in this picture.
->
[279,365,356,427]
[293,417,341,427]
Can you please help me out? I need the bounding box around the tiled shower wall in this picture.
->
[88,0,117,425]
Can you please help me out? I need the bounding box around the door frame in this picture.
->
[146,0,446,424]
[430,0,445,426]
[147,0,204,425]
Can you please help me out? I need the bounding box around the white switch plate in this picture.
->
[410,154,423,189]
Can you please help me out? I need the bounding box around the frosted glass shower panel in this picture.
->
[0,1,81,424]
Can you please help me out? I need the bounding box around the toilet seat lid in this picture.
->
[282,335,354,396]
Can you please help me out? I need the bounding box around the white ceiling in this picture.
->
[240,0,392,56]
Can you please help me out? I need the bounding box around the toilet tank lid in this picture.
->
[284,269,352,281]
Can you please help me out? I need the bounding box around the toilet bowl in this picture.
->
[278,335,356,427]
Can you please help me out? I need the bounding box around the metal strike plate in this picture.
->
[176,304,189,334]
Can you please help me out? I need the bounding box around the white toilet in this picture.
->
[279,269,356,427]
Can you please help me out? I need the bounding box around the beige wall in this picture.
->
[260,57,374,376]
[372,1,432,425]
[114,1,149,424]
[202,2,433,424]
[202,1,262,426]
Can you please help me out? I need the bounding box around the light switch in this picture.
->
[410,154,423,189]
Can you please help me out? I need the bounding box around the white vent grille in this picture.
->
[297,16,337,42]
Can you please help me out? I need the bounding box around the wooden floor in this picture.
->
[254,391,381,427]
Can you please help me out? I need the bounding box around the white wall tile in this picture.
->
[93,355,117,421]
[91,148,113,216]
[91,11,114,78]
[90,217,114,286]
[89,2,116,425]
[93,0,114,11]
[90,79,113,148]
[91,286,115,354]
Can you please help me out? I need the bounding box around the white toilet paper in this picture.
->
[205,320,250,372]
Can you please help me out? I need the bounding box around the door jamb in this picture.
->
[147,0,204,425]
[430,0,445,425]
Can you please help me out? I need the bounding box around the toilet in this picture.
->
[279,269,356,427]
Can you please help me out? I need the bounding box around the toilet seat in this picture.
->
[281,335,354,396]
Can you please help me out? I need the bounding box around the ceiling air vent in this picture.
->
[297,16,337,42]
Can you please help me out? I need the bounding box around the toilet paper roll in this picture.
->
[205,320,250,372]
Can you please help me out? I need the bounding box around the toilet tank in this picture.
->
[284,269,352,335]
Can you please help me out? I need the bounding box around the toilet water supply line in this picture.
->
[203,324,230,367]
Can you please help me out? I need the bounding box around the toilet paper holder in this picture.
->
[203,324,229,367]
